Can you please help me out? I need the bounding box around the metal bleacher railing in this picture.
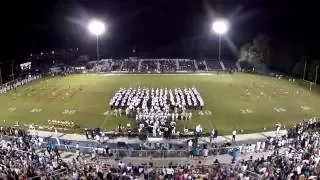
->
[49,143,237,159]
[3,134,237,158]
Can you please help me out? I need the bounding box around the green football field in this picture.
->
[0,73,319,135]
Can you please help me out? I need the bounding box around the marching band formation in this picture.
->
[109,87,205,136]
[0,75,42,94]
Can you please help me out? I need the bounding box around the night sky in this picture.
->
[1,0,319,62]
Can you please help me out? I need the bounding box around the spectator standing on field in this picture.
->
[232,130,237,143]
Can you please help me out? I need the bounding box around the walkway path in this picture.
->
[56,146,284,167]
[33,129,288,145]
[33,129,288,167]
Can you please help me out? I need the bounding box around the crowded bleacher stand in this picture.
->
[140,60,158,72]
[179,59,195,71]
[87,58,237,73]
[159,59,177,72]
[121,59,139,72]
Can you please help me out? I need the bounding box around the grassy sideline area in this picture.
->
[0,73,319,135]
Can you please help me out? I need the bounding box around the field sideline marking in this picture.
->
[30,108,42,113]
[240,109,254,114]
[273,107,287,113]
[101,73,213,76]
[8,107,16,112]
[62,109,76,115]
[300,105,310,111]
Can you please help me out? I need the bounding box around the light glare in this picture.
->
[88,20,106,36]
[212,19,229,35]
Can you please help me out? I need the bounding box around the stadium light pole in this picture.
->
[11,62,15,81]
[212,19,229,62]
[303,60,307,80]
[315,64,319,84]
[88,19,106,61]
[0,67,2,85]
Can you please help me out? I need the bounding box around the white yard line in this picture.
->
[100,73,214,76]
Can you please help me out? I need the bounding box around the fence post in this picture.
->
[116,149,119,159]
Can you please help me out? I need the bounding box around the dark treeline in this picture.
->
[238,34,320,84]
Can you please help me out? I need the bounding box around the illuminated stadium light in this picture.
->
[52,50,55,54]
[88,19,106,36]
[88,19,106,61]
[211,19,229,62]
[212,19,229,35]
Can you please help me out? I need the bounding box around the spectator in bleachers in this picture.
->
[159,59,177,72]
[121,60,139,72]
[179,60,195,71]
[111,60,123,71]
[205,60,223,70]
[140,60,158,72]
[89,60,112,73]
[197,60,207,71]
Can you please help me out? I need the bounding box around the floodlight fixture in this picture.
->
[212,19,229,35]
[88,19,106,60]
[88,19,106,36]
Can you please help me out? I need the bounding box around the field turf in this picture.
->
[0,73,319,135]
